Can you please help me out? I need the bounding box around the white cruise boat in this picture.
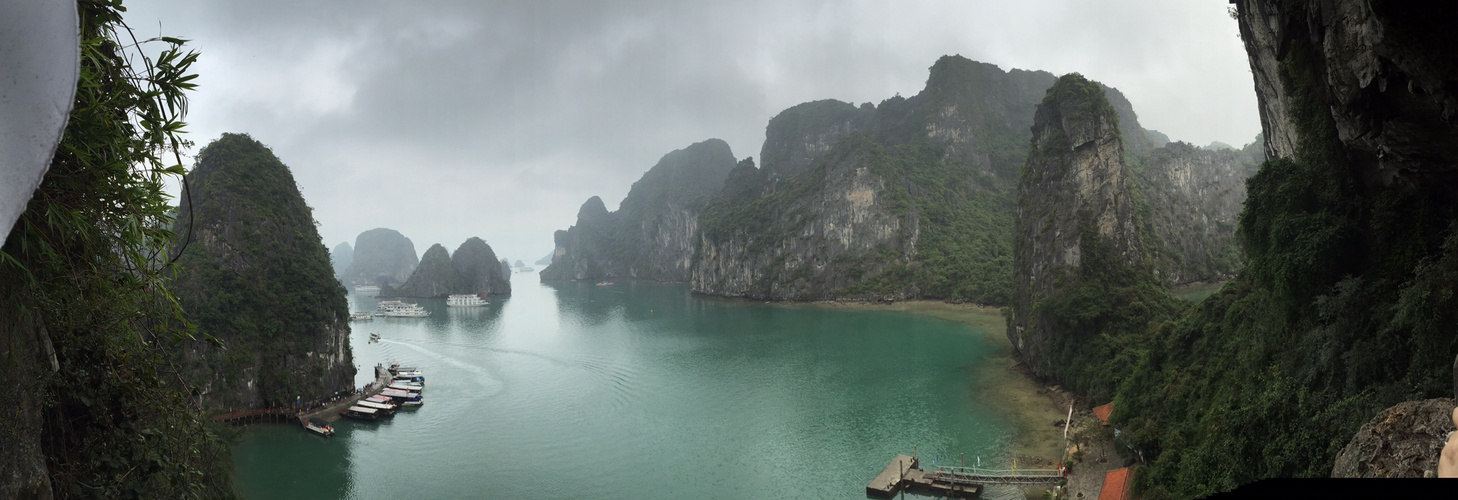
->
[354,285,380,293]
[350,312,373,321]
[446,294,488,307]
[376,300,430,318]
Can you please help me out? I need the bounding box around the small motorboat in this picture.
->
[304,417,334,436]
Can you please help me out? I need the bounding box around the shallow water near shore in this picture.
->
[232,274,1035,499]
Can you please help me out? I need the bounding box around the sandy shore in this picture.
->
[797,300,1116,498]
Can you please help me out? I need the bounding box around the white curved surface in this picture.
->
[0,0,79,246]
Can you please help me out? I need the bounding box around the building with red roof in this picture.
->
[1093,402,1114,426]
[1099,467,1133,500]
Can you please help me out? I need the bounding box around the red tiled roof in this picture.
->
[1093,402,1114,422]
[1099,467,1133,500]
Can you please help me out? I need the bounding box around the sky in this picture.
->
[122,0,1260,264]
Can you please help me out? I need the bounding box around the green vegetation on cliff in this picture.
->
[1114,28,1458,495]
[171,133,353,410]
[0,1,234,496]
[453,237,511,295]
[389,237,511,297]
[1015,5,1458,497]
[394,244,455,297]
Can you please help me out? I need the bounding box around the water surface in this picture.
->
[233,275,1020,498]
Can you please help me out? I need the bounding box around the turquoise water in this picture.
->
[232,274,1020,499]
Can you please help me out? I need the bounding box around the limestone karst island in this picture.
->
[3,1,1456,499]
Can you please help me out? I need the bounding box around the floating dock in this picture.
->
[868,453,1062,498]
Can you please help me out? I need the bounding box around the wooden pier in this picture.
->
[868,453,1062,498]
[212,364,395,427]
[296,364,395,424]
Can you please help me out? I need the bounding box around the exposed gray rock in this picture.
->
[1331,398,1455,478]
[331,241,352,280]
[1008,74,1143,379]
[541,139,738,282]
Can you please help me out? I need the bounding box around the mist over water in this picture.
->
[233,273,1022,499]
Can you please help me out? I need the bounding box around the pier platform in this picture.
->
[868,453,1061,498]
[296,364,394,424]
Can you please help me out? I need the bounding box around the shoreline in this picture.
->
[791,300,1074,464]
[794,299,1123,498]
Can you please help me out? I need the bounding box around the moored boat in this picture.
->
[304,417,334,436]
[356,400,397,416]
[376,300,429,317]
[388,381,423,392]
[380,389,423,406]
[354,285,380,293]
[340,406,379,421]
[446,294,488,307]
[351,312,374,321]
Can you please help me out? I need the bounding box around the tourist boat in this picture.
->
[369,332,381,342]
[304,417,334,437]
[351,312,373,321]
[354,285,380,293]
[446,294,488,307]
[388,381,423,392]
[596,281,613,286]
[365,395,395,405]
[376,300,429,318]
[380,389,423,406]
[356,400,397,417]
[392,373,424,384]
[340,405,379,421]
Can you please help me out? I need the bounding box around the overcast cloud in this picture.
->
[122,0,1259,263]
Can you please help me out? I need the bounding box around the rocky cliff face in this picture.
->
[394,244,454,297]
[1225,0,1458,481]
[1330,398,1456,478]
[541,139,738,282]
[454,237,511,296]
[171,133,354,410]
[1238,0,1458,185]
[1137,140,1263,284]
[1007,74,1147,378]
[692,56,1057,302]
[331,241,353,280]
[390,238,512,298]
[549,55,1256,302]
[342,228,418,286]
[0,303,52,498]
[693,137,920,300]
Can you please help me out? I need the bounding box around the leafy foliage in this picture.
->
[1069,14,1458,497]
[0,0,236,496]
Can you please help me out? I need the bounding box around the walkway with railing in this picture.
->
[211,407,298,423]
[868,454,1066,498]
[929,465,1065,485]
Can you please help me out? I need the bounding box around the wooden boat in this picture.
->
[356,400,397,416]
[340,406,379,421]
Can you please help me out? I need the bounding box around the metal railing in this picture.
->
[928,465,1065,485]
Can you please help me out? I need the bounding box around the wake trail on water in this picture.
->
[378,337,644,413]
[376,339,505,397]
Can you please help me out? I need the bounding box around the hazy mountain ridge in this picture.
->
[546,55,1258,302]
[388,237,512,298]
[541,139,739,282]
[341,228,418,286]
